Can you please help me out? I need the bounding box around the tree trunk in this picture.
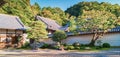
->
[89,32,104,46]
[61,45,64,51]
[59,41,64,51]
[89,39,95,46]
[30,39,35,44]
[89,33,98,46]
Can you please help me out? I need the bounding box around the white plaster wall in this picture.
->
[97,33,120,46]
[40,33,120,46]
[64,33,120,46]
[63,35,92,45]
[40,38,56,44]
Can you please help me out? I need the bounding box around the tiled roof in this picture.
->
[109,26,120,32]
[36,16,68,31]
[59,22,69,31]
[0,14,26,30]
[66,26,120,36]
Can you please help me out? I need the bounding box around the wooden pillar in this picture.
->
[15,29,17,35]
[5,29,8,48]
[6,29,8,37]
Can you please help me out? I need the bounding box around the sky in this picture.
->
[30,0,120,11]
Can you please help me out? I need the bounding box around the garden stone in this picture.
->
[30,42,39,50]
[37,42,45,48]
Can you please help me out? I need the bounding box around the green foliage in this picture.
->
[65,1,120,18]
[102,43,111,48]
[0,0,34,26]
[69,19,77,32]
[50,46,59,49]
[66,1,120,34]
[74,47,80,50]
[72,42,80,47]
[52,30,67,43]
[0,0,73,26]
[80,46,85,50]
[20,42,30,49]
[40,43,60,49]
[31,2,41,15]
[41,7,74,25]
[77,10,117,32]
[95,46,102,49]
[63,43,68,46]
[76,10,117,46]
[67,45,74,50]
[41,43,50,48]
[27,21,48,41]
[0,0,6,7]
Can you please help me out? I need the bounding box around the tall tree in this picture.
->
[68,18,79,35]
[31,2,41,16]
[76,10,118,46]
[27,21,48,41]
[65,1,120,18]
[41,7,70,25]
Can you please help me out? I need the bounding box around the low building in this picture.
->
[36,16,68,35]
[0,14,26,48]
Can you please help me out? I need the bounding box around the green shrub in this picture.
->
[85,47,91,50]
[81,44,89,46]
[21,42,30,49]
[67,45,74,50]
[102,43,110,48]
[72,42,80,47]
[54,46,59,49]
[95,46,102,49]
[63,43,67,46]
[80,46,85,50]
[41,43,49,48]
[64,46,68,50]
[80,44,84,46]
[50,46,59,49]
[74,47,80,50]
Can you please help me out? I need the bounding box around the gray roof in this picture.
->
[36,16,69,31]
[108,26,120,32]
[0,14,26,30]
[66,26,120,36]
[59,23,69,31]
[36,16,66,30]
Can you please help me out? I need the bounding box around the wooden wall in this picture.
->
[0,29,23,48]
